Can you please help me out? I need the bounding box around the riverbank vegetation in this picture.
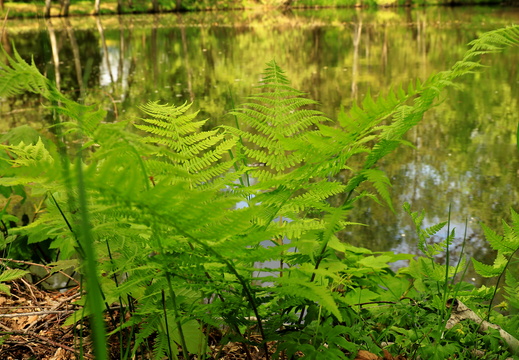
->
[0,0,515,19]
[0,25,518,360]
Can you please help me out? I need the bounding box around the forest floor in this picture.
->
[0,279,408,360]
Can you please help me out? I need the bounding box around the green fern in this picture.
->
[473,209,519,278]
[504,269,519,310]
[226,60,328,176]
[472,209,519,322]
[0,48,52,98]
[0,48,104,138]
[1,25,519,360]
[135,101,237,186]
[403,202,448,257]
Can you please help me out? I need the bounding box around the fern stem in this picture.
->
[154,214,270,360]
[161,289,176,360]
[51,192,118,329]
[166,276,191,360]
[440,204,452,327]
[485,247,519,322]
[227,149,246,187]
[450,218,469,288]
[49,193,76,240]
[104,238,127,360]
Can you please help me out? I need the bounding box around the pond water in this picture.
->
[1,7,519,282]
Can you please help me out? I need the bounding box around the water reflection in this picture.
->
[1,7,519,275]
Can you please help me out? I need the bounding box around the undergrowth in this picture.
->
[0,26,518,359]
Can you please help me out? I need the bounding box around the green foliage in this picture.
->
[0,268,29,295]
[135,101,237,186]
[0,0,509,19]
[0,25,518,360]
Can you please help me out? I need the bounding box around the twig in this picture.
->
[50,291,82,311]
[0,329,95,359]
[0,258,79,285]
[19,277,38,302]
[0,310,75,318]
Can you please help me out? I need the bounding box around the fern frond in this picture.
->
[481,223,509,252]
[0,138,54,168]
[472,258,506,278]
[403,202,448,256]
[504,269,519,309]
[360,169,393,212]
[230,60,329,177]
[152,330,172,360]
[273,273,342,322]
[0,48,51,98]
[135,101,236,186]
[464,26,519,59]
[0,137,60,194]
[0,47,105,136]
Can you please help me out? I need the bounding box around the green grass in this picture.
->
[0,0,506,19]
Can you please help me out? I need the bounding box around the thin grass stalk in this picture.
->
[75,154,108,360]
[165,276,191,360]
[161,289,176,359]
[121,300,137,360]
[485,247,519,322]
[53,191,117,329]
[153,230,191,360]
[440,218,471,339]
[75,276,86,360]
[450,218,469,288]
[105,239,126,360]
[440,204,452,327]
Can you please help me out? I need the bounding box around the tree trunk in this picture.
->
[64,19,84,100]
[151,0,159,13]
[351,19,362,101]
[96,17,115,86]
[47,19,61,91]
[60,0,71,16]
[44,0,52,17]
[179,16,194,101]
[93,0,101,15]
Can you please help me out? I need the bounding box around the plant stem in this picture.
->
[161,289,176,359]
[75,155,108,360]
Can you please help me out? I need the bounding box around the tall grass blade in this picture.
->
[76,154,108,360]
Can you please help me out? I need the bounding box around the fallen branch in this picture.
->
[446,299,519,356]
[0,310,75,318]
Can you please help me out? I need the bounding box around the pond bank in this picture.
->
[0,0,513,20]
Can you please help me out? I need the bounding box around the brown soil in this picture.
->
[0,279,406,360]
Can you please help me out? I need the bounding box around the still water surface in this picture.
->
[1,7,519,279]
